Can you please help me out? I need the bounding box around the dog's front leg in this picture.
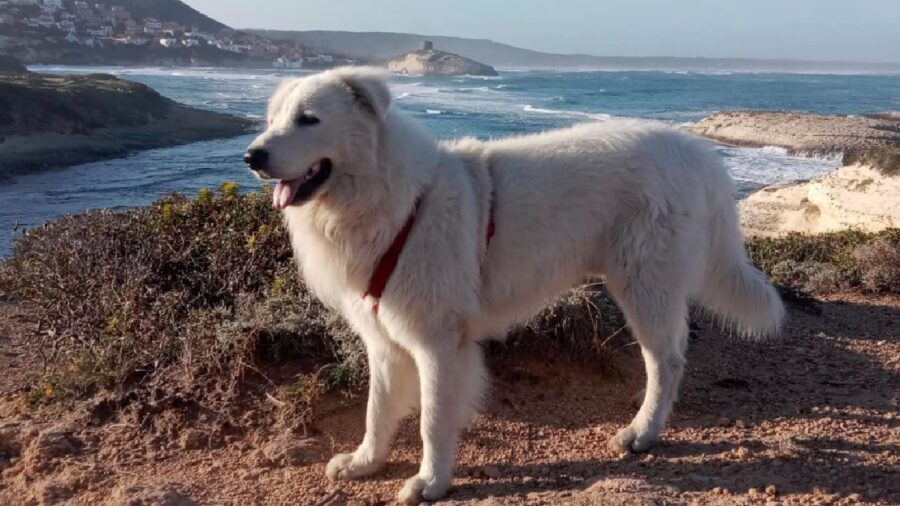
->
[398,339,486,505]
[326,337,418,480]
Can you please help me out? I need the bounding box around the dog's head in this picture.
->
[244,67,391,210]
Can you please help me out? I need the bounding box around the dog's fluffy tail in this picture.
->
[698,191,785,338]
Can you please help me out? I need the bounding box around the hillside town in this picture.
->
[0,0,353,67]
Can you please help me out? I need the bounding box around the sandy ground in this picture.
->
[1,293,898,505]
[738,164,900,237]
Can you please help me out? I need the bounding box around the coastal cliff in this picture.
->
[691,110,900,237]
[738,163,900,236]
[387,41,498,76]
[0,64,254,176]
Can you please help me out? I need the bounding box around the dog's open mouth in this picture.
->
[272,158,332,210]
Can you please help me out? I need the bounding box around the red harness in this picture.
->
[363,197,495,314]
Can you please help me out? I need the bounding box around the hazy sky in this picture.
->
[184,0,900,62]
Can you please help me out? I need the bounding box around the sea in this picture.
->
[2,66,899,256]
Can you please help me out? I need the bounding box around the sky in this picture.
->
[184,0,900,63]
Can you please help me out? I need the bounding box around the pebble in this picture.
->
[178,429,206,450]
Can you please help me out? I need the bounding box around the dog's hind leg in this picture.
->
[605,263,691,454]
[327,337,419,480]
[397,338,486,504]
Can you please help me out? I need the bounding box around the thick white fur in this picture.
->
[246,67,784,504]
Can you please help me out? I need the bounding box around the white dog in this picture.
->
[244,67,784,504]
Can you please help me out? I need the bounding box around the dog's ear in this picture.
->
[339,67,391,119]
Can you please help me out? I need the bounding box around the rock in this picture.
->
[262,433,327,467]
[108,484,196,506]
[0,422,24,457]
[690,110,900,156]
[765,485,778,496]
[250,448,273,468]
[387,41,498,76]
[21,427,81,475]
[734,446,751,459]
[178,430,206,451]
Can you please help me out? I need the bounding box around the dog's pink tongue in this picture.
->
[273,179,302,210]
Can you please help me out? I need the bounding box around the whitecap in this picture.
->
[523,104,611,121]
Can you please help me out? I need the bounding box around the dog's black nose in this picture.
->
[244,148,269,171]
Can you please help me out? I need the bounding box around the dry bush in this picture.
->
[746,229,900,294]
[0,184,627,425]
[852,240,900,292]
[0,183,358,421]
[9,181,895,427]
[498,282,628,364]
[770,260,845,294]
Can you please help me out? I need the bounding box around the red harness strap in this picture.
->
[364,196,495,315]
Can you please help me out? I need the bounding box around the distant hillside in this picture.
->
[92,0,228,33]
[247,29,549,66]
[247,29,900,73]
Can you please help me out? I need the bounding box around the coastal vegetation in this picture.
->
[844,144,900,177]
[1,184,897,426]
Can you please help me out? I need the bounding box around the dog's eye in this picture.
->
[295,113,320,126]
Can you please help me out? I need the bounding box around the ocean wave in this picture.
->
[523,104,611,121]
[721,146,838,188]
[459,74,502,80]
[425,109,443,115]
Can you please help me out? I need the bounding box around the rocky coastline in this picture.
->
[691,110,900,236]
[0,63,255,177]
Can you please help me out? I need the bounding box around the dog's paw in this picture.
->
[325,452,382,481]
[608,425,658,454]
[397,474,451,505]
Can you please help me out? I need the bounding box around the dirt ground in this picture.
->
[0,293,898,505]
